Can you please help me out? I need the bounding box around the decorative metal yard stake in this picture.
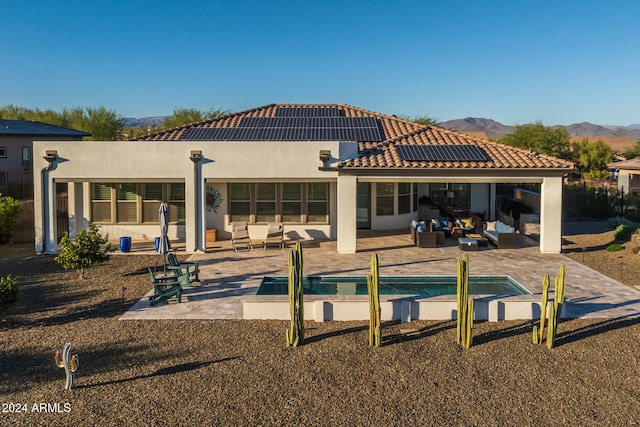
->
[456,254,473,348]
[285,242,304,347]
[55,343,79,390]
[367,253,382,347]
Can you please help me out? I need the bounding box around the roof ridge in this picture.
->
[131,104,278,140]
[338,103,425,128]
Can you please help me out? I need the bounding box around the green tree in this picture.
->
[571,138,615,171]
[500,121,571,159]
[623,141,640,159]
[162,107,229,129]
[0,105,124,140]
[400,114,440,126]
[0,194,21,244]
[55,224,113,278]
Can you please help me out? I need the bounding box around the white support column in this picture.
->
[34,167,44,254]
[185,171,198,253]
[67,182,84,239]
[337,175,357,253]
[540,176,563,253]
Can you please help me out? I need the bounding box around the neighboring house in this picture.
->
[0,120,89,198]
[33,104,573,254]
[608,158,640,196]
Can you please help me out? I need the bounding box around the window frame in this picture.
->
[228,182,329,224]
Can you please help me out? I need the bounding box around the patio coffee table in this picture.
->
[465,233,488,247]
[458,237,478,251]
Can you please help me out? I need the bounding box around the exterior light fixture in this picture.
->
[189,150,202,163]
[319,150,331,166]
[44,150,58,165]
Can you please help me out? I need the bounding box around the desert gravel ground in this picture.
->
[1,222,640,426]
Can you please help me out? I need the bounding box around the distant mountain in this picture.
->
[123,116,166,128]
[438,117,513,139]
[439,117,640,141]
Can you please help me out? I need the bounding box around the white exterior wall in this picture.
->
[33,140,346,253]
[540,176,563,253]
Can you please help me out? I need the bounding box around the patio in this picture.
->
[120,231,640,321]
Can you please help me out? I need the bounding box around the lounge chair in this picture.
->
[263,222,284,250]
[166,252,200,285]
[148,268,182,305]
[231,222,252,251]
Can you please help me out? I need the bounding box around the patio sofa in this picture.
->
[410,220,437,248]
[483,220,517,249]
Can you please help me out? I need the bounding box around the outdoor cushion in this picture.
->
[460,218,474,228]
[234,225,247,231]
[411,219,419,229]
[485,221,497,231]
[416,224,427,233]
[496,221,515,233]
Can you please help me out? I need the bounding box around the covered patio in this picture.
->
[120,230,640,321]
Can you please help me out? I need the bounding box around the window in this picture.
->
[142,183,163,223]
[451,183,470,209]
[256,183,276,222]
[229,183,251,222]
[0,147,6,158]
[429,183,470,209]
[376,183,394,216]
[22,147,31,172]
[91,183,184,224]
[91,183,113,222]
[282,183,302,223]
[413,183,418,212]
[228,182,329,224]
[307,183,328,223]
[398,183,411,214]
[117,183,137,222]
[169,183,185,223]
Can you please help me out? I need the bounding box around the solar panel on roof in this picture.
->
[182,124,385,142]
[274,107,343,117]
[396,144,491,162]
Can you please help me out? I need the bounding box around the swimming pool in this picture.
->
[257,275,530,296]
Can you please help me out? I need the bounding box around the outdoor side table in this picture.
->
[458,237,478,251]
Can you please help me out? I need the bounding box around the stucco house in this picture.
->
[608,158,640,196]
[33,103,573,254]
[0,120,89,198]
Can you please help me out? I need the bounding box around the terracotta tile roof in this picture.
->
[342,126,574,170]
[134,103,573,171]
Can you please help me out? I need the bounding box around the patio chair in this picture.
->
[166,252,200,284]
[148,268,182,306]
[231,222,252,252]
[263,222,284,250]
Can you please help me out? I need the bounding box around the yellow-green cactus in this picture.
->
[285,242,304,347]
[456,254,473,348]
[368,253,382,347]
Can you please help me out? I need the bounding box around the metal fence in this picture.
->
[12,198,69,243]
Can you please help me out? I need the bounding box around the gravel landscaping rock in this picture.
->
[1,224,640,426]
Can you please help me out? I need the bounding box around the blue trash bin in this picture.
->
[154,237,161,253]
[120,236,132,253]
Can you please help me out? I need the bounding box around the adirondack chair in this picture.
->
[166,252,200,285]
[148,268,182,306]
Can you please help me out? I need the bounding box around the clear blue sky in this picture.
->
[1,0,639,126]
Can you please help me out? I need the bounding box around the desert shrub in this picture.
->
[613,224,635,242]
[0,275,18,307]
[0,194,21,244]
[563,183,621,219]
[606,243,625,252]
[55,224,113,278]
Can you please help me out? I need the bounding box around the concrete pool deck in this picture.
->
[120,231,640,321]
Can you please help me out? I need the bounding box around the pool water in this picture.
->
[257,276,530,296]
